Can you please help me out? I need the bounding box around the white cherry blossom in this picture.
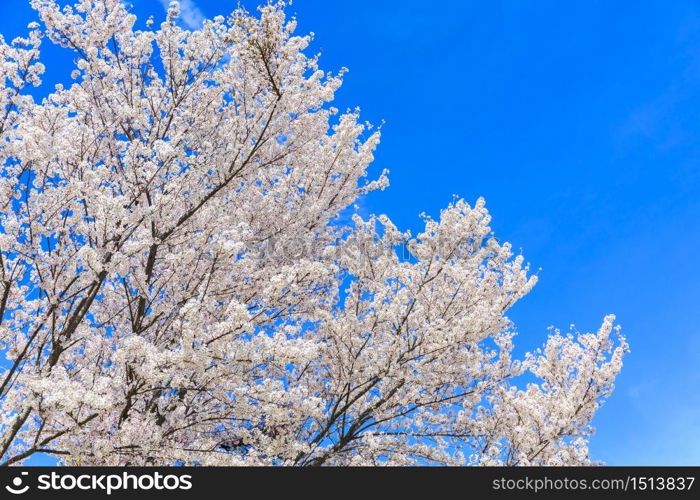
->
[0,0,627,466]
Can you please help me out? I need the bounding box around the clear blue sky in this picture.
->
[2,0,700,465]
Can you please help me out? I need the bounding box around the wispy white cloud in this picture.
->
[158,0,205,30]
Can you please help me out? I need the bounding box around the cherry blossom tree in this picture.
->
[0,0,627,466]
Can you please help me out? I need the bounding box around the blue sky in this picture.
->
[2,0,700,465]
